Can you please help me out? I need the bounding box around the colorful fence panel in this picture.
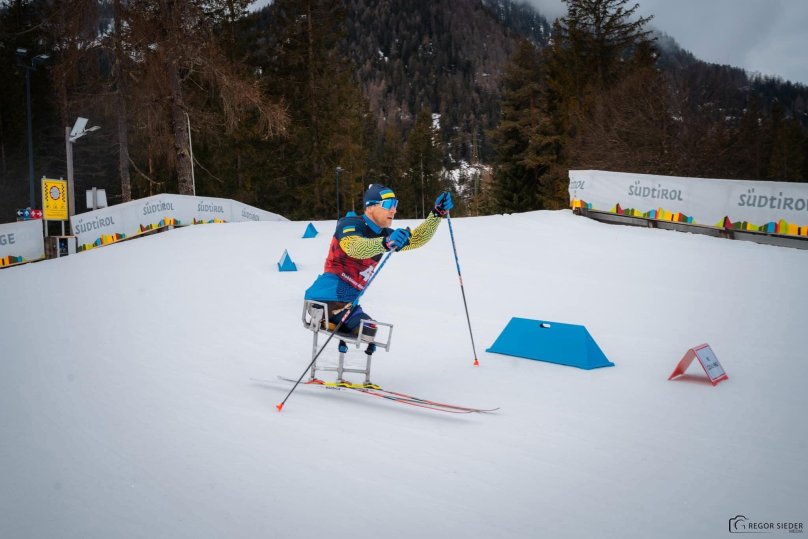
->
[569,170,808,237]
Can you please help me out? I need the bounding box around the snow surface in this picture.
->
[1,210,806,539]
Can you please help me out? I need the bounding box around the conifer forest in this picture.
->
[1,0,807,220]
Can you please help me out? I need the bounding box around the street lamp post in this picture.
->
[335,166,343,220]
[66,117,100,221]
[16,48,49,209]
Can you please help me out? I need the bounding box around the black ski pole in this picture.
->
[446,212,480,366]
[277,249,394,411]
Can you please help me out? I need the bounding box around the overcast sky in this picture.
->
[526,0,808,85]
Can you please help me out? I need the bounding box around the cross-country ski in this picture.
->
[262,376,499,413]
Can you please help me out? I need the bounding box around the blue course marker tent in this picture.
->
[278,249,297,272]
[486,317,613,370]
[302,223,318,238]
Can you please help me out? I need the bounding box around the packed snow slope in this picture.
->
[1,210,806,539]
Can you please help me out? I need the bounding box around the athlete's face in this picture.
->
[365,201,397,228]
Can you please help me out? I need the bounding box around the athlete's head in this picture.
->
[363,183,398,228]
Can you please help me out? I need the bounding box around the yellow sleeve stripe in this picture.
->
[338,213,442,257]
[401,213,442,251]
[339,235,386,259]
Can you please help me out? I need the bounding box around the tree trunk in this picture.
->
[168,62,194,195]
[113,0,132,201]
[0,101,6,175]
[116,91,132,201]
[306,1,321,206]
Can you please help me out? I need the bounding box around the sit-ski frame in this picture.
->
[301,300,393,384]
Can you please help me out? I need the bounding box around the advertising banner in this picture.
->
[569,170,808,235]
[70,194,286,251]
[0,219,44,266]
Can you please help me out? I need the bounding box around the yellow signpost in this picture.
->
[42,178,68,221]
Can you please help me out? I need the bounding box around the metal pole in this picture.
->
[446,212,480,366]
[65,127,75,218]
[25,68,35,208]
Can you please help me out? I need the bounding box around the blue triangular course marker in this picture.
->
[302,223,318,238]
[277,249,297,272]
[486,317,614,370]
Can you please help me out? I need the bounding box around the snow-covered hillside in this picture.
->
[1,211,806,539]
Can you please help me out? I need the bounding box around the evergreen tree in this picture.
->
[369,123,405,189]
[400,108,443,219]
[122,0,286,196]
[44,0,134,204]
[489,40,546,213]
[0,0,59,212]
[259,0,369,219]
[111,0,132,201]
[767,100,806,181]
[536,0,655,206]
[731,97,766,180]
[572,46,674,177]
[556,0,653,93]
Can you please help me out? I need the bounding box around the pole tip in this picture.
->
[473,358,479,366]
[276,403,284,412]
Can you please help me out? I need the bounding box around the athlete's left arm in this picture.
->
[400,213,442,251]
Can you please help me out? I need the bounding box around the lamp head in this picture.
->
[15,48,27,67]
[69,118,101,142]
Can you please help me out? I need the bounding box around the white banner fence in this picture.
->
[569,170,808,236]
[0,219,45,267]
[69,194,286,251]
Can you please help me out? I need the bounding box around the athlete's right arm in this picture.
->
[338,235,386,259]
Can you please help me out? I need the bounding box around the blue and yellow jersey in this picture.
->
[304,212,443,303]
